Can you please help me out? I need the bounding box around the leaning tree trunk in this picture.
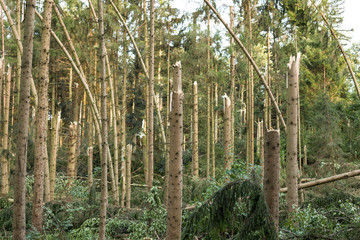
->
[286,53,300,213]
[263,129,280,231]
[1,66,11,196]
[32,0,53,231]
[98,0,108,238]
[13,0,36,238]
[166,62,183,240]
[192,81,199,178]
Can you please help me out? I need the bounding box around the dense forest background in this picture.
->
[1,0,360,239]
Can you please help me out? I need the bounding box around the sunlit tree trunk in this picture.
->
[16,0,21,105]
[13,0,36,238]
[121,17,127,207]
[98,0,108,238]
[286,54,300,213]
[166,62,183,240]
[192,81,199,178]
[224,95,232,170]
[32,1,53,230]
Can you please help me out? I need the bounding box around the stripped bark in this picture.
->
[49,111,61,200]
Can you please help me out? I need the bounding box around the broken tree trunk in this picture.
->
[263,130,280,231]
[286,53,300,213]
[166,62,183,240]
[203,0,286,131]
[280,169,360,193]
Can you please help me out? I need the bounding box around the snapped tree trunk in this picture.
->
[223,95,232,170]
[263,130,280,231]
[13,0,36,238]
[166,62,183,240]
[286,53,300,213]
[192,81,199,178]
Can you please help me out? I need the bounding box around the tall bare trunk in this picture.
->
[98,0,108,238]
[147,0,155,190]
[192,81,199,178]
[49,110,61,201]
[13,0,36,238]
[286,54,300,213]
[166,62,183,240]
[1,65,11,196]
[164,20,171,206]
[230,6,235,151]
[32,1,53,231]
[143,0,149,187]
[206,7,211,177]
[16,0,21,106]
[264,129,280,231]
[87,147,93,188]
[126,144,132,209]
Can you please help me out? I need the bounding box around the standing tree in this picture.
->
[32,0,53,231]
[13,0,36,238]
[98,0,108,238]
[166,62,183,239]
[286,53,300,213]
[223,94,232,170]
[192,81,199,178]
[147,0,155,190]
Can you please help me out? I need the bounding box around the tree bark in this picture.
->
[32,0,53,230]
[1,65,11,196]
[230,6,235,152]
[192,81,199,178]
[49,111,61,201]
[203,0,286,130]
[126,144,132,209]
[224,95,232,170]
[98,0,108,238]
[13,0,36,238]
[206,7,211,178]
[286,54,300,213]
[147,0,155,190]
[166,62,183,240]
[263,130,280,231]
[280,170,360,193]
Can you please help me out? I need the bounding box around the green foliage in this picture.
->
[280,191,360,240]
[182,173,277,240]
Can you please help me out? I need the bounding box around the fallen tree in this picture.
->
[280,170,360,193]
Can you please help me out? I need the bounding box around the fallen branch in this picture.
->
[280,170,360,193]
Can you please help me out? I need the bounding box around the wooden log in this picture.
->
[280,170,360,193]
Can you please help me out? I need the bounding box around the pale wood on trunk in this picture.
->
[192,81,199,178]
